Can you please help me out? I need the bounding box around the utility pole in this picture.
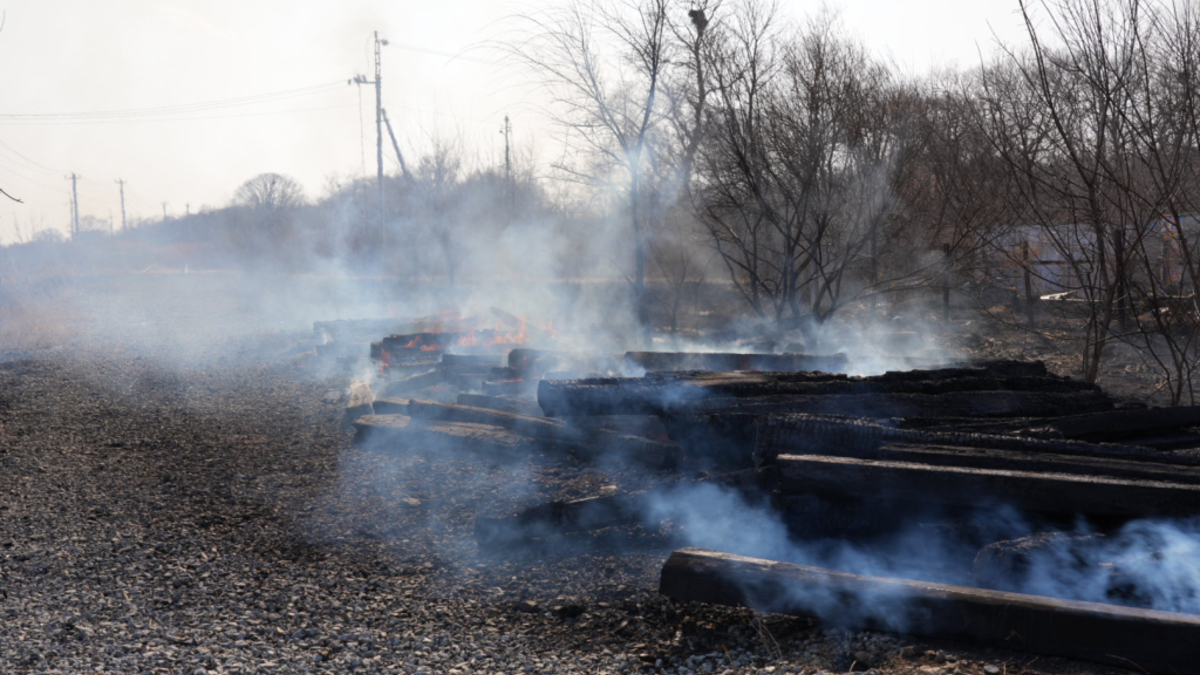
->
[351,31,389,248]
[502,115,512,183]
[186,203,190,217]
[115,179,127,231]
[501,115,514,219]
[162,202,168,221]
[381,108,410,181]
[67,173,80,238]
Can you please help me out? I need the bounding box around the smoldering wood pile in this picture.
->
[496,358,1200,673]
[337,345,1200,673]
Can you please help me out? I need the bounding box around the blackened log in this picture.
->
[754,414,1195,467]
[924,406,1200,443]
[351,414,550,457]
[537,363,1091,417]
[508,348,555,371]
[690,390,1115,418]
[662,413,762,468]
[873,443,1200,484]
[659,548,1200,675]
[381,332,462,353]
[772,453,1200,518]
[625,352,848,373]
[457,393,544,417]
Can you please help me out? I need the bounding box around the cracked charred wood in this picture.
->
[659,548,1200,675]
[537,362,1090,417]
[920,406,1200,444]
[772,454,1200,518]
[662,413,762,468]
[508,348,556,371]
[754,414,1195,466]
[872,443,1200,484]
[351,414,554,457]
[625,352,849,373]
[456,393,544,417]
[688,389,1115,418]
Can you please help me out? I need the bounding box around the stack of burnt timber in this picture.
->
[623,351,848,373]
[481,348,627,397]
[467,355,1200,674]
[380,353,503,397]
[538,359,1131,466]
[352,397,681,469]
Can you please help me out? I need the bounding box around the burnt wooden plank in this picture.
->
[456,393,544,417]
[773,453,1200,518]
[917,406,1200,443]
[538,362,1097,417]
[659,548,1200,675]
[351,414,549,457]
[872,442,1200,484]
[755,414,1194,466]
[625,352,849,373]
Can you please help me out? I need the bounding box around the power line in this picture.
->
[0,102,356,127]
[0,80,347,124]
[0,139,61,175]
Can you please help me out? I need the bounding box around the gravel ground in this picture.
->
[0,272,1136,674]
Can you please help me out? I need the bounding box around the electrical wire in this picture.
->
[0,139,61,175]
[0,80,347,124]
[0,103,357,126]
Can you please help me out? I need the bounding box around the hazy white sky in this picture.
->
[0,0,1031,245]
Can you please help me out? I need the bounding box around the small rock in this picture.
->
[553,603,585,619]
[984,666,1001,675]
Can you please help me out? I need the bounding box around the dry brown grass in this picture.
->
[0,279,75,355]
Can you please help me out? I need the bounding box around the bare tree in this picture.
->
[508,0,710,329]
[692,5,925,344]
[975,0,1198,388]
[233,173,306,212]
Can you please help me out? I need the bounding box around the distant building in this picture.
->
[999,213,1200,297]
